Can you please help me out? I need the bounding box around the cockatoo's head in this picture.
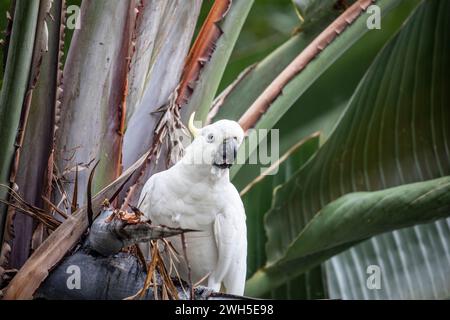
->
[186,113,244,171]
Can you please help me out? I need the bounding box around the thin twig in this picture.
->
[53,164,72,212]
[181,233,194,300]
[0,200,59,230]
[167,249,188,297]
[71,164,78,213]
[155,246,179,300]
[124,241,159,300]
[194,272,211,287]
[41,196,68,219]
[134,244,147,267]
[163,239,180,262]
[152,269,158,300]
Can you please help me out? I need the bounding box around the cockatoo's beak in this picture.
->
[213,137,238,169]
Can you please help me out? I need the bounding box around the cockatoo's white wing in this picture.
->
[211,186,247,295]
[212,214,235,282]
[224,219,247,295]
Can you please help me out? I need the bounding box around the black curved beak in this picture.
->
[214,138,238,169]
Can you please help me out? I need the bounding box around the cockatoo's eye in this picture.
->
[207,133,215,143]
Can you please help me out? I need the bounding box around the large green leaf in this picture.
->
[246,0,450,296]
[223,0,425,298]
[210,1,346,124]
[229,0,422,190]
[325,0,450,300]
[326,217,450,299]
[0,0,40,244]
[215,0,300,95]
[242,133,322,299]
[243,133,319,277]
[281,177,450,261]
[247,176,450,296]
[231,17,417,191]
[211,35,311,122]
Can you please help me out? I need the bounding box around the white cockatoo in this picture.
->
[138,114,247,295]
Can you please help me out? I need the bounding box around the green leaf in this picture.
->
[266,0,448,266]
[242,132,321,299]
[229,0,423,190]
[326,217,450,299]
[329,1,450,295]
[215,0,301,95]
[247,176,450,296]
[0,0,40,243]
[242,132,320,277]
[210,1,346,124]
[283,177,450,261]
[246,0,450,296]
[211,35,312,122]
[324,0,450,300]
